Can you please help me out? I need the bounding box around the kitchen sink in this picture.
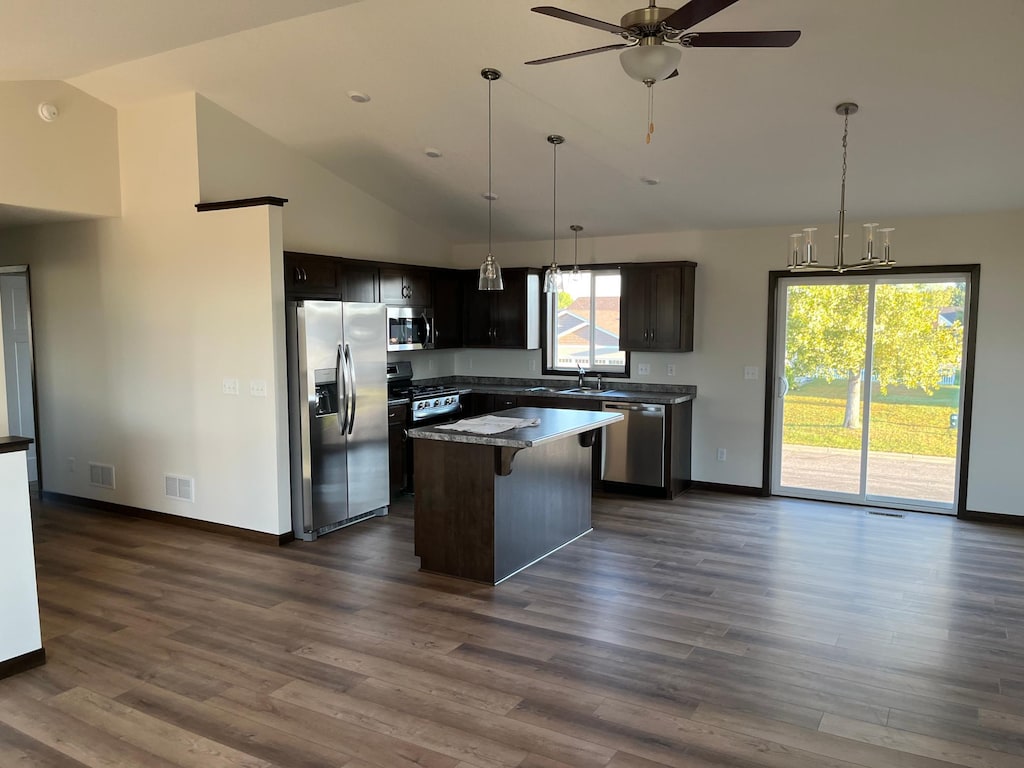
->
[523,386,559,392]
[558,387,602,394]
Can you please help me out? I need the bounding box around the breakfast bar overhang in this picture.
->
[408,407,622,584]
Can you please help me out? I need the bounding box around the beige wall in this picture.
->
[0,81,120,218]
[0,93,291,534]
[195,95,450,264]
[451,209,1024,517]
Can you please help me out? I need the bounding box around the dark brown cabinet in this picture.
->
[462,268,540,349]
[380,267,431,306]
[338,260,379,303]
[285,252,341,297]
[431,269,463,349]
[387,402,408,498]
[620,262,696,352]
[285,252,379,302]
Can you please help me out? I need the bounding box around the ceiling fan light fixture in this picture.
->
[619,42,681,83]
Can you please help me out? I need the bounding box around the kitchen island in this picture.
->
[408,407,622,584]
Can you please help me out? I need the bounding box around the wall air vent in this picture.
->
[164,474,195,503]
[867,510,905,519]
[88,463,115,489]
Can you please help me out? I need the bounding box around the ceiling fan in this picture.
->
[526,0,800,85]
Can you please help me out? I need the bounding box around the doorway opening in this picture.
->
[1,266,41,493]
[766,267,978,515]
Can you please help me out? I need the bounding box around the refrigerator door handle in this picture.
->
[336,343,349,435]
[344,342,357,435]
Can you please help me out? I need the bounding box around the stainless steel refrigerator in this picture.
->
[287,301,389,540]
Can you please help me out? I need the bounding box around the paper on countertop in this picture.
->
[434,415,541,435]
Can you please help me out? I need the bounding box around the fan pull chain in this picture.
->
[646,85,655,145]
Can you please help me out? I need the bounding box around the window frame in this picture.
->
[541,267,630,378]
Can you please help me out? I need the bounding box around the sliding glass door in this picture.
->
[771,273,970,513]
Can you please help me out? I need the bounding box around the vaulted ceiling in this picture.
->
[4,1,1024,243]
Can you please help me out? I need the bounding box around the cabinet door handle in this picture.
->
[643,328,648,342]
[651,328,655,343]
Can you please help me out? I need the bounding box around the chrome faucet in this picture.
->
[577,362,587,388]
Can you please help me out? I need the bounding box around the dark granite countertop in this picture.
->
[407,407,622,449]
[408,376,695,406]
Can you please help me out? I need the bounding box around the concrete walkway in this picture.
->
[780,444,956,505]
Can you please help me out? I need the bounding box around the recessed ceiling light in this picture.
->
[640,176,660,186]
[482,192,498,201]
[424,148,443,158]
[347,91,371,103]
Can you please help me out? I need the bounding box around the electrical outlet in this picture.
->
[717,448,727,462]
[249,379,267,397]
[468,358,474,369]
[222,377,239,395]
[667,364,676,377]
[638,363,651,375]
[68,457,75,473]
[744,366,759,381]
[529,358,538,372]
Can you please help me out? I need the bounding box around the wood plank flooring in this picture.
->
[3,491,1024,767]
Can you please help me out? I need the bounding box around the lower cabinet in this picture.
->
[387,403,408,498]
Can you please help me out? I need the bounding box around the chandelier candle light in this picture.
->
[478,68,504,291]
[788,102,895,273]
[543,135,566,293]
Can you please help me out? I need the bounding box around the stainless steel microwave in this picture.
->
[386,306,434,351]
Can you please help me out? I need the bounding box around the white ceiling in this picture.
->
[4,1,1024,243]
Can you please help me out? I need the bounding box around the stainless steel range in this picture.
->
[387,362,462,424]
[387,361,462,492]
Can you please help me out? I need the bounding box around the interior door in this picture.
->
[771,273,970,513]
[1,273,37,482]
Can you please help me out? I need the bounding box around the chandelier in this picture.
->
[788,103,895,273]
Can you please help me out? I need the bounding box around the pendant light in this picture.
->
[478,68,504,291]
[543,134,565,294]
[569,224,583,282]
[788,103,895,273]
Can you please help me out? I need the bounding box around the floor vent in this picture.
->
[867,510,905,519]
[88,463,115,489]
[165,474,195,503]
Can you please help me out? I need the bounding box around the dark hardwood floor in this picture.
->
[4,491,1024,767]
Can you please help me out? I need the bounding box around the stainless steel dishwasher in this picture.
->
[601,402,665,487]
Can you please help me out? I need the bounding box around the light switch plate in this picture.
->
[638,363,651,375]
[667,364,676,377]
[744,366,759,380]
[222,378,240,395]
[250,380,267,397]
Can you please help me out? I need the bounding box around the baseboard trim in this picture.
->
[690,481,767,497]
[42,491,294,545]
[0,647,46,680]
[960,509,1024,526]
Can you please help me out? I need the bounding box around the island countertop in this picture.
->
[406,406,622,449]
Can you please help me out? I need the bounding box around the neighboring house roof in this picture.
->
[938,307,964,327]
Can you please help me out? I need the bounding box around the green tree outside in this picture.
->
[785,283,963,430]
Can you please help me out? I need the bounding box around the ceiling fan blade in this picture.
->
[662,0,742,31]
[531,6,626,35]
[686,30,801,47]
[525,43,629,66]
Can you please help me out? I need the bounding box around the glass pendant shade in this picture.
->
[478,252,503,291]
[620,44,681,83]
[543,262,562,293]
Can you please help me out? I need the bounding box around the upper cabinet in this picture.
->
[431,269,464,349]
[285,252,379,302]
[620,262,696,352]
[462,268,540,349]
[285,252,341,298]
[380,267,432,306]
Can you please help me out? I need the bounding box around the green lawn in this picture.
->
[784,381,960,457]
